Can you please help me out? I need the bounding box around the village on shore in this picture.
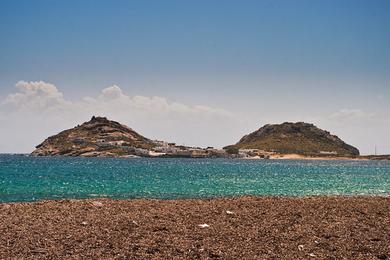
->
[31,116,389,160]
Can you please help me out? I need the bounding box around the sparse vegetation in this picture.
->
[224,146,239,155]
[227,122,359,157]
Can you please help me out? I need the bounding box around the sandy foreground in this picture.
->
[1,197,390,259]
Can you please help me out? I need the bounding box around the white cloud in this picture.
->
[100,85,126,100]
[330,108,376,120]
[0,81,245,153]
[1,81,233,118]
[3,80,71,111]
[76,85,233,119]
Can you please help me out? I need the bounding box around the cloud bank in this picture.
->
[1,81,389,155]
[3,81,231,118]
[0,81,245,153]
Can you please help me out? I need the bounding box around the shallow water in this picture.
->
[1,154,390,202]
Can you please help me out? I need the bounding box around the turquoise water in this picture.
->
[1,154,390,202]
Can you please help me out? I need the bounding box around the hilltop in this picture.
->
[32,116,157,157]
[224,122,360,157]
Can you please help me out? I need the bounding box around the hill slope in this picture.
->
[225,122,359,157]
[32,116,156,157]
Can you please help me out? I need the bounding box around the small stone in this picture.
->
[308,253,316,257]
[298,245,304,251]
[198,224,210,228]
[81,221,88,226]
[226,210,234,215]
[92,201,103,207]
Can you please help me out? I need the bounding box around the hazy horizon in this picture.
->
[1,0,389,155]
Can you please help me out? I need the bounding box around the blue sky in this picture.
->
[0,0,390,154]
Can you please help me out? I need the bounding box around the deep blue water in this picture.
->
[1,154,390,202]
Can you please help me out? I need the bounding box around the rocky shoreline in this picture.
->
[1,196,389,259]
[31,116,232,159]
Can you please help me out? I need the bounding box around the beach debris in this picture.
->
[314,240,320,244]
[226,210,234,215]
[92,201,103,207]
[132,220,139,226]
[198,224,210,228]
[81,221,88,226]
[308,253,316,257]
[298,245,304,251]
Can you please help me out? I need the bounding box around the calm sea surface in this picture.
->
[1,154,390,202]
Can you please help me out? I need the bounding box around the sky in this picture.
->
[0,0,389,155]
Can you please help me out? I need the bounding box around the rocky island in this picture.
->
[32,116,227,158]
[224,122,360,158]
[33,118,369,159]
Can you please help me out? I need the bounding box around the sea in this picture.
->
[1,154,390,203]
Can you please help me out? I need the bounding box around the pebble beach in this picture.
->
[1,196,389,259]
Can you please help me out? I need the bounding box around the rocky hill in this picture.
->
[32,116,228,158]
[224,122,360,157]
[32,116,157,157]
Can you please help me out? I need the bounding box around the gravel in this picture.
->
[1,196,389,259]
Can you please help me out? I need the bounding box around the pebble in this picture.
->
[92,201,103,207]
[298,245,304,251]
[81,221,88,226]
[226,210,234,215]
[198,224,210,228]
[308,253,316,257]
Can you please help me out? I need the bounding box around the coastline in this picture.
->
[238,153,390,161]
[1,196,389,259]
[268,153,370,161]
[23,151,390,161]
